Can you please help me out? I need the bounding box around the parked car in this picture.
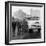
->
[29,22,41,33]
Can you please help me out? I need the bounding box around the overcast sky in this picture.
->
[12,6,41,17]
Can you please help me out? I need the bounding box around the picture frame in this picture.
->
[5,1,45,45]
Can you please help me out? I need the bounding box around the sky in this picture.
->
[12,6,41,17]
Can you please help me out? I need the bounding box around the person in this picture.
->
[12,21,16,37]
[22,19,28,33]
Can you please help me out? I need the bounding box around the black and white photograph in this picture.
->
[5,1,45,44]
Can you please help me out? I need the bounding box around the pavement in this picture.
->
[11,32,41,40]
